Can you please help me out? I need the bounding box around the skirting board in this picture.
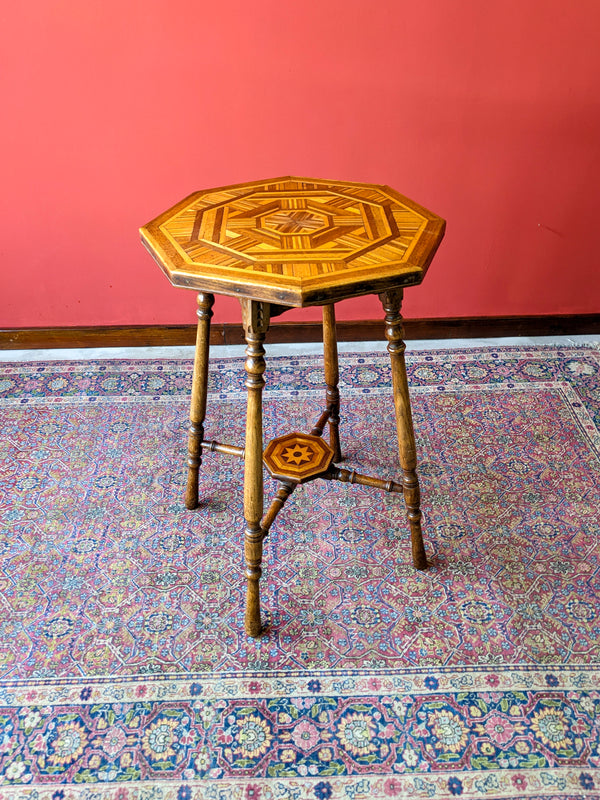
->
[1,314,599,350]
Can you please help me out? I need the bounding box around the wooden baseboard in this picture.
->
[1,314,599,350]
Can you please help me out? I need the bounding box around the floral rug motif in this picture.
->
[0,345,599,798]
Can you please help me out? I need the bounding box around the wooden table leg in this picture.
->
[241,299,270,637]
[380,289,428,570]
[185,293,214,510]
[322,303,342,462]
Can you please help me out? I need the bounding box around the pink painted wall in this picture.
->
[1,0,599,328]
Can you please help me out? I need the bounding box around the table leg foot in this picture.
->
[185,423,203,510]
[244,524,265,637]
[402,469,427,570]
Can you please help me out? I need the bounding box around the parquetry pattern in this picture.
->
[139,177,445,304]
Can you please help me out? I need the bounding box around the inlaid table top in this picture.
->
[140,176,445,307]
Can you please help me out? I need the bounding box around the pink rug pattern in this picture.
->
[0,345,599,798]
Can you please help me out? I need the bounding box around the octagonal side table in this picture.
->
[140,176,445,638]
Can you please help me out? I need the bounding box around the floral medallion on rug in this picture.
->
[0,344,599,799]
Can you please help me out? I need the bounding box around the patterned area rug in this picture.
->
[0,345,599,799]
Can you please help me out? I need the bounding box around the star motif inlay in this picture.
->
[282,445,313,465]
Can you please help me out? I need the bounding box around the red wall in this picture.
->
[2,0,599,328]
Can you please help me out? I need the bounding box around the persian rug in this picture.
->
[0,344,599,800]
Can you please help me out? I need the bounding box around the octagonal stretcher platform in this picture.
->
[263,432,334,484]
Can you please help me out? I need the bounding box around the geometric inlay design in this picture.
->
[263,431,334,484]
[263,209,328,235]
[140,177,446,307]
[166,187,403,265]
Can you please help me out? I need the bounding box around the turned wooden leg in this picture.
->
[241,299,270,637]
[185,293,214,510]
[322,303,342,462]
[380,289,428,570]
